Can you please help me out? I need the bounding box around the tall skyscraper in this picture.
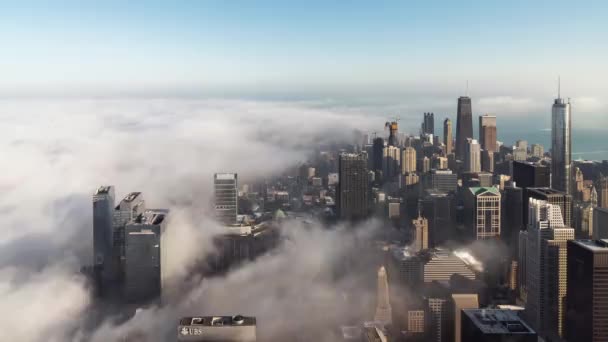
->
[565,240,608,342]
[374,266,392,326]
[401,147,416,174]
[337,153,369,220]
[481,150,494,173]
[443,118,453,155]
[93,186,115,275]
[423,112,435,135]
[455,96,473,160]
[461,309,537,341]
[512,161,550,188]
[465,187,501,240]
[372,137,385,180]
[382,145,401,180]
[452,294,479,342]
[523,198,573,339]
[599,176,608,208]
[502,187,523,257]
[531,144,544,158]
[113,191,146,280]
[551,87,572,194]
[214,173,238,224]
[479,114,497,152]
[412,213,429,252]
[386,120,399,147]
[465,138,481,173]
[524,188,572,229]
[124,209,169,302]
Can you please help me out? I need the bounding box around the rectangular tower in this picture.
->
[455,96,473,161]
[214,173,238,224]
[479,114,497,153]
[93,186,115,275]
[337,153,369,220]
[551,95,572,194]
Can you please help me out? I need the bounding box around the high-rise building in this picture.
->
[412,213,429,252]
[481,150,494,173]
[512,161,550,188]
[593,207,608,239]
[551,91,572,194]
[524,188,572,229]
[523,198,573,339]
[421,156,431,174]
[565,240,608,342]
[420,190,454,246]
[423,112,435,135]
[177,316,257,342]
[386,121,399,147]
[502,187,523,257]
[423,169,458,193]
[465,139,481,173]
[479,114,497,153]
[531,144,544,158]
[93,186,115,275]
[464,187,501,240]
[374,266,392,326]
[214,173,238,225]
[461,309,537,342]
[372,137,385,178]
[383,146,401,180]
[124,209,169,302]
[337,153,369,220]
[452,294,479,342]
[402,147,416,174]
[599,176,608,208]
[432,156,448,170]
[455,96,473,161]
[443,118,453,155]
[113,191,146,280]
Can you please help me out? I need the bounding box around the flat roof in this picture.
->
[123,192,142,202]
[95,185,113,194]
[527,187,567,196]
[462,309,535,335]
[215,173,237,180]
[571,239,608,252]
[469,187,500,196]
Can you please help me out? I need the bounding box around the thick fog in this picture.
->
[0,98,385,341]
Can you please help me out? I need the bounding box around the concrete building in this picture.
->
[452,294,479,342]
[464,187,501,240]
[214,173,238,225]
[374,266,392,326]
[383,145,401,180]
[551,92,572,194]
[412,213,429,252]
[93,186,115,276]
[423,169,457,193]
[531,144,544,158]
[479,114,497,153]
[124,209,169,302]
[420,190,454,246]
[599,176,608,208]
[565,239,608,342]
[481,150,494,173]
[443,118,453,155]
[524,187,572,229]
[455,96,473,161]
[464,138,481,173]
[337,153,369,220]
[461,309,536,341]
[593,207,608,239]
[402,147,416,174]
[177,315,256,342]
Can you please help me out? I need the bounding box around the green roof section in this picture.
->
[468,186,500,196]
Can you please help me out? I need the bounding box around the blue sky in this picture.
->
[1,1,607,100]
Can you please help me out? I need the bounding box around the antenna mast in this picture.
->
[558,76,561,99]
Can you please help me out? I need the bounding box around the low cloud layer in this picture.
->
[0,98,383,341]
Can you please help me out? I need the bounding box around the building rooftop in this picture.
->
[95,185,113,195]
[468,187,500,196]
[571,239,608,252]
[131,209,168,225]
[179,315,256,327]
[462,309,535,335]
[215,173,237,180]
[123,192,142,203]
[527,187,568,196]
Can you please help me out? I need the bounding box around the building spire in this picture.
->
[558,76,561,99]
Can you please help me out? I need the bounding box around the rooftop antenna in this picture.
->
[465,80,469,96]
[558,76,561,99]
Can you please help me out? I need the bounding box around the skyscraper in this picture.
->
[337,153,369,220]
[374,266,392,326]
[461,309,537,342]
[214,173,238,225]
[401,147,416,174]
[465,187,501,240]
[423,112,435,135]
[386,120,399,147]
[551,87,572,194]
[382,145,401,180]
[93,186,115,276]
[565,240,608,342]
[524,188,572,229]
[479,114,497,152]
[372,137,385,180]
[481,150,494,173]
[512,161,550,188]
[412,213,429,252]
[443,118,453,155]
[599,176,608,208]
[465,138,481,173]
[455,96,473,160]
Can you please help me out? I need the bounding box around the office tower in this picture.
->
[573,203,594,238]
[113,191,146,280]
[455,96,473,160]
[421,190,454,246]
[372,137,385,178]
[513,147,527,161]
[432,156,448,170]
[479,114,497,152]
[374,266,393,326]
[443,118,453,155]
[407,310,425,334]
[337,153,369,220]
[551,90,572,194]
[386,120,399,147]
[402,172,420,187]
[428,297,449,342]
[177,316,257,342]
[523,198,573,338]
[124,209,169,302]
[93,186,115,276]
[481,150,494,173]
[593,207,608,239]
[421,156,431,173]
[461,309,537,342]
[401,147,416,174]
[516,140,528,151]
[464,187,501,240]
[524,188,572,229]
[503,187,523,258]
[531,144,544,158]
[423,169,458,193]
[476,172,493,187]
[574,166,584,198]
[383,145,401,180]
[214,173,238,225]
[412,213,429,252]
[452,294,479,342]
[565,240,608,342]
[600,176,608,208]
[512,161,550,188]
[423,112,435,135]
[464,139,481,173]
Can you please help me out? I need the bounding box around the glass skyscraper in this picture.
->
[551,96,571,194]
[455,96,473,161]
